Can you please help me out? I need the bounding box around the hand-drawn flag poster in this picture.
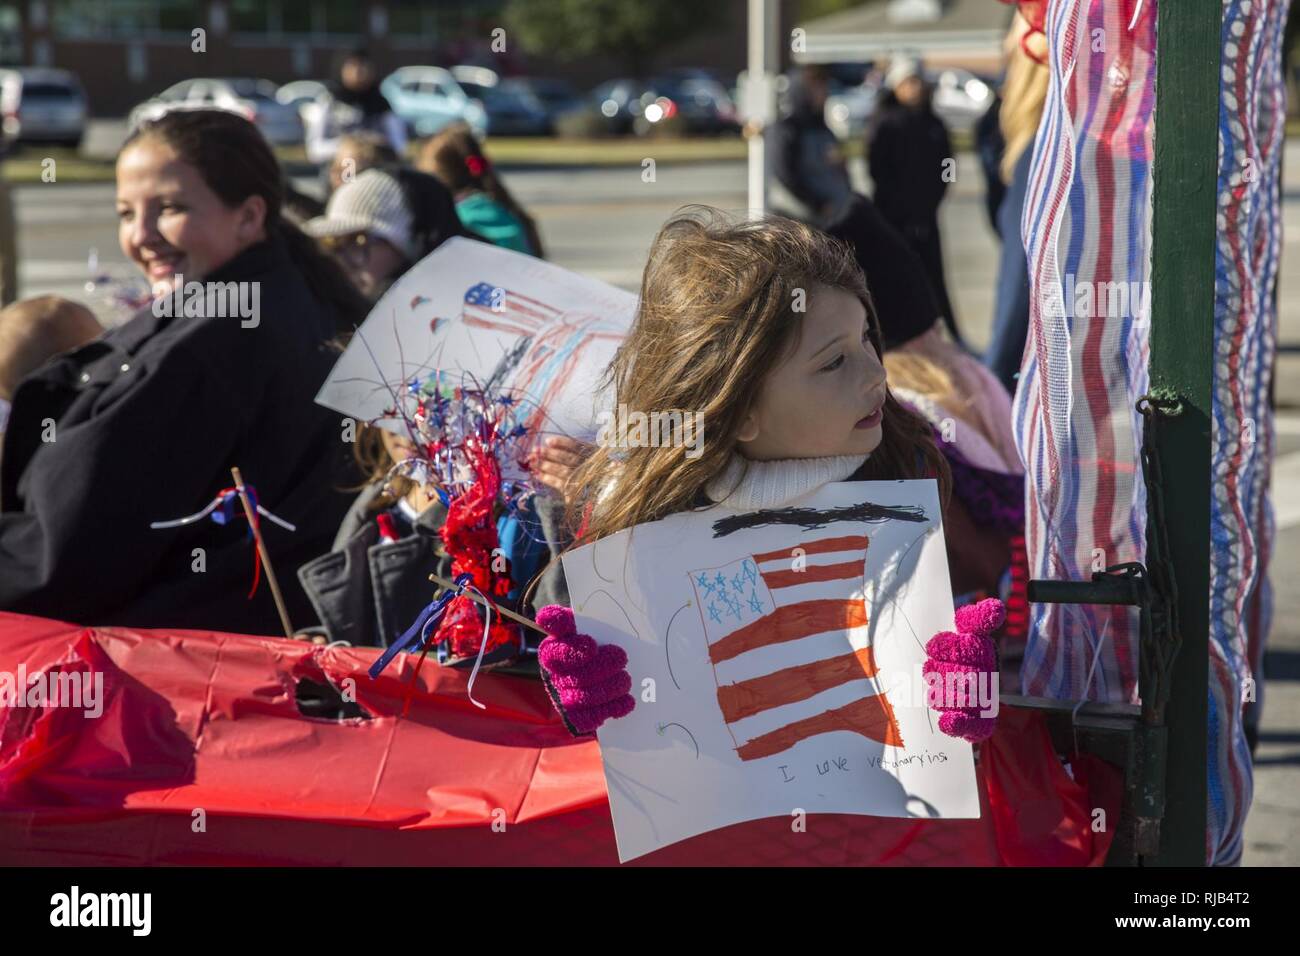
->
[315,237,635,452]
[562,480,980,862]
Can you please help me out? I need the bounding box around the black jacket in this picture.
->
[0,236,358,634]
[867,96,953,231]
[771,83,852,220]
[823,193,942,349]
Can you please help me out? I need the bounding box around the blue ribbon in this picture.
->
[211,486,258,539]
[367,571,473,679]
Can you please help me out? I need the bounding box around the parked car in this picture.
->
[500,76,583,128]
[0,67,88,149]
[588,78,646,135]
[586,74,736,137]
[475,83,551,136]
[929,67,995,133]
[380,66,486,139]
[129,78,305,145]
[824,72,882,141]
[649,74,739,134]
[444,65,547,137]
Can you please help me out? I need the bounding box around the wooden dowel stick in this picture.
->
[428,572,548,634]
[231,466,295,640]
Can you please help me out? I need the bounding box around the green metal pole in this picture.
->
[1147,0,1220,866]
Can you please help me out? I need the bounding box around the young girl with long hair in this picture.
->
[528,208,1004,743]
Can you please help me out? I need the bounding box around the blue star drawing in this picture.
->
[730,571,745,594]
[721,591,742,621]
[741,559,758,587]
[748,589,764,614]
[714,572,728,594]
[707,602,723,624]
[697,572,719,599]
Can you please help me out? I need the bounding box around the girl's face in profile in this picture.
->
[737,284,888,462]
[115,138,267,294]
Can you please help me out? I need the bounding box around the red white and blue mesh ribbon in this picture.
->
[1017,0,1289,864]
[1207,0,1289,867]
[1014,0,1156,709]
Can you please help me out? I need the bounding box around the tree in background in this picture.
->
[504,0,724,78]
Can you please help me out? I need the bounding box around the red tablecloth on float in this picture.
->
[0,612,1120,865]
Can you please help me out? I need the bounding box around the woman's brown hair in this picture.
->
[562,206,950,546]
[122,109,370,333]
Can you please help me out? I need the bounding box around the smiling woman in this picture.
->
[0,109,370,635]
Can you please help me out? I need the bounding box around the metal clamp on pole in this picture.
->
[1027,562,1165,860]
[1024,391,1187,863]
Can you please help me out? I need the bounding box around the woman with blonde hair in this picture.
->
[985,14,1050,392]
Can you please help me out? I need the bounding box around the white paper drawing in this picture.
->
[561,479,980,862]
[315,237,636,448]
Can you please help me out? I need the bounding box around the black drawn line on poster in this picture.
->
[711,501,928,538]
[664,601,692,691]
[657,722,700,759]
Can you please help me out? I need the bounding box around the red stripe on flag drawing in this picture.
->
[694,533,902,760]
[751,534,868,564]
[716,646,879,723]
[735,692,904,760]
[708,599,867,665]
[760,559,862,590]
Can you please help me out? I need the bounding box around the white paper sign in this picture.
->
[315,237,636,445]
[561,479,980,862]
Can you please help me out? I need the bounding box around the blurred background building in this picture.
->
[0,0,776,116]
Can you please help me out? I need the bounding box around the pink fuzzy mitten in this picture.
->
[536,605,635,736]
[923,598,1004,743]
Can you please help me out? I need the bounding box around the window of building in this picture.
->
[0,4,22,64]
[53,0,201,38]
[231,1,359,39]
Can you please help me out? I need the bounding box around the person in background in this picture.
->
[283,132,401,227]
[296,422,573,653]
[328,131,399,196]
[0,296,102,440]
[984,15,1049,393]
[305,166,471,301]
[305,47,407,168]
[866,58,961,346]
[770,65,853,225]
[0,109,367,635]
[973,93,1007,237]
[418,124,542,257]
[297,162,568,652]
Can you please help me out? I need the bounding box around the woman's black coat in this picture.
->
[0,235,358,634]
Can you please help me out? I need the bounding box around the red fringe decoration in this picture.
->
[433,440,521,661]
[1004,533,1030,644]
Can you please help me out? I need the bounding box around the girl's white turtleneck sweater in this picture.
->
[703,452,869,511]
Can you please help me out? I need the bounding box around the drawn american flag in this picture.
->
[691,533,903,762]
[462,281,562,338]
